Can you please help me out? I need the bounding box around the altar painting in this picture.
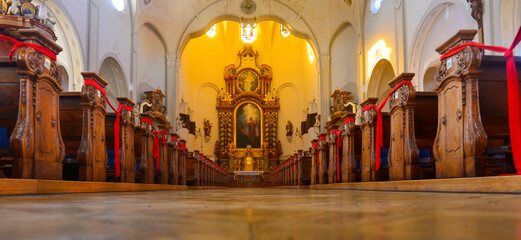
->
[236,103,261,148]
[237,70,259,92]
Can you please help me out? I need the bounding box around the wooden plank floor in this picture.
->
[0,179,188,195]
[309,175,521,193]
[0,188,520,239]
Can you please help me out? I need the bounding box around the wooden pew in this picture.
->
[340,113,357,182]
[360,98,379,182]
[433,29,521,178]
[0,16,64,180]
[60,73,108,182]
[179,139,187,185]
[414,91,438,179]
[310,139,318,185]
[387,73,420,181]
[194,151,201,186]
[318,133,328,184]
[185,151,196,186]
[0,58,19,179]
[137,113,155,184]
[293,154,298,186]
[169,133,180,185]
[105,97,135,183]
[157,124,170,185]
[58,91,81,181]
[297,150,312,185]
[327,125,341,184]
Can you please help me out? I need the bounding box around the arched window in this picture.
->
[241,23,257,43]
[112,0,125,12]
[370,0,382,14]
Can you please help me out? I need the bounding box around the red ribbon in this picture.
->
[84,79,106,96]
[141,117,161,172]
[84,79,134,178]
[343,118,355,125]
[156,130,168,147]
[312,143,319,167]
[317,136,326,168]
[0,34,57,63]
[440,26,521,175]
[330,129,342,182]
[291,158,295,174]
[114,103,133,178]
[363,81,413,172]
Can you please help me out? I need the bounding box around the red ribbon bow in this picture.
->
[440,26,521,175]
[84,79,134,178]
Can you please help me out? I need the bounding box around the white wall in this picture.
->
[49,0,520,154]
[136,24,167,99]
[330,24,359,102]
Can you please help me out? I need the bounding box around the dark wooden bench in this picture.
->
[136,113,155,184]
[433,29,520,178]
[60,73,108,182]
[0,16,64,180]
[185,152,196,186]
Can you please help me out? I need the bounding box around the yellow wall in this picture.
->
[179,21,317,158]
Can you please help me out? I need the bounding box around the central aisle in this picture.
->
[0,189,519,239]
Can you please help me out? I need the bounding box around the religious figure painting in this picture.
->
[236,103,261,148]
[237,70,259,92]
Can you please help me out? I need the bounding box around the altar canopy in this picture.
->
[215,46,282,172]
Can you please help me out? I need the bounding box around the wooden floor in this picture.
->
[0,178,187,195]
[0,188,521,239]
[310,175,521,193]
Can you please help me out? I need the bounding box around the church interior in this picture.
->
[1,0,521,239]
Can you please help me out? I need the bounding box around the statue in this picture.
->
[176,116,182,132]
[262,142,270,156]
[314,114,321,134]
[203,118,212,136]
[227,143,236,157]
[44,12,56,31]
[264,88,279,102]
[7,0,21,15]
[355,105,363,125]
[286,120,293,137]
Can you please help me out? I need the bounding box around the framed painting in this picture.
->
[235,102,262,148]
[237,70,259,92]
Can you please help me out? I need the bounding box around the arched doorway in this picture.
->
[367,59,395,112]
[408,0,474,90]
[99,57,127,111]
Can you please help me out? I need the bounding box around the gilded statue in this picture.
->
[262,142,270,156]
[227,143,236,157]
